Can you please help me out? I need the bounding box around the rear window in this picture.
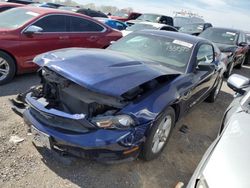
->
[0,8,39,29]
[70,16,104,32]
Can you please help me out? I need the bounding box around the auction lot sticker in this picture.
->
[173,40,193,48]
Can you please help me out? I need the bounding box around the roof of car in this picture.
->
[134,21,174,28]
[0,2,23,7]
[17,6,88,16]
[137,29,208,44]
[208,27,243,33]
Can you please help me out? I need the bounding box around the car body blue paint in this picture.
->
[23,30,222,161]
[34,48,181,97]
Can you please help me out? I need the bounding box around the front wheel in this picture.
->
[142,107,175,161]
[224,62,234,78]
[235,55,246,69]
[206,77,223,103]
[0,51,16,85]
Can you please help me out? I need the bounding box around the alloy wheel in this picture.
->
[214,78,223,100]
[0,58,10,81]
[152,115,172,154]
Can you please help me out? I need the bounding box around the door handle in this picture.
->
[88,36,98,41]
[59,36,69,40]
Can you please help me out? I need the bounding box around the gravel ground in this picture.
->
[0,64,249,188]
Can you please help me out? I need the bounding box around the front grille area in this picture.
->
[30,108,94,133]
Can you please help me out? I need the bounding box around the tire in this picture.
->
[235,55,246,69]
[206,77,223,103]
[224,62,234,78]
[244,53,249,65]
[0,51,16,85]
[142,107,175,161]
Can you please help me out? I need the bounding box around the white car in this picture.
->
[187,74,250,188]
[122,22,177,36]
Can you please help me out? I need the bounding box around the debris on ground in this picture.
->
[179,125,189,134]
[9,135,24,144]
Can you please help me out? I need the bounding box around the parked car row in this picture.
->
[0,2,250,187]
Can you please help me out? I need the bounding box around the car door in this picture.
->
[20,14,70,64]
[68,16,107,48]
[186,43,218,109]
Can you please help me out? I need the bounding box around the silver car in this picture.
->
[187,74,250,188]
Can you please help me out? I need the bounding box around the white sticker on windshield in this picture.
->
[226,32,236,36]
[173,40,193,48]
[26,11,39,17]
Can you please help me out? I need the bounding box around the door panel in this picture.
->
[19,15,69,65]
[182,44,218,111]
[68,16,106,48]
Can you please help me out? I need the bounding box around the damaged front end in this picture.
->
[11,68,149,162]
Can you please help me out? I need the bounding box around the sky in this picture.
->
[75,0,250,31]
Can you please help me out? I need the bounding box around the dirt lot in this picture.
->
[0,64,249,188]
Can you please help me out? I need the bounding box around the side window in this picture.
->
[70,16,104,32]
[33,15,67,32]
[197,44,214,64]
[116,22,126,30]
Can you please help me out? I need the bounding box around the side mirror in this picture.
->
[196,60,214,70]
[227,74,250,94]
[110,41,116,45]
[24,25,43,35]
[238,42,248,47]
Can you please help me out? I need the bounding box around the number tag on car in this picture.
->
[31,126,51,149]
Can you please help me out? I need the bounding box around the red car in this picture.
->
[0,2,23,12]
[109,12,141,22]
[0,7,122,85]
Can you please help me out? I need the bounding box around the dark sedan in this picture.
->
[179,22,212,36]
[12,31,224,162]
[199,27,249,77]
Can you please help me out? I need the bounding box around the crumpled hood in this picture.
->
[214,42,237,52]
[34,48,180,97]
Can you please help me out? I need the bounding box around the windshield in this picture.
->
[136,14,160,22]
[127,24,157,31]
[199,28,238,45]
[0,8,38,29]
[113,11,128,18]
[179,23,204,33]
[108,33,193,72]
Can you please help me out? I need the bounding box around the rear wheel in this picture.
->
[142,107,175,161]
[0,51,16,85]
[224,61,234,78]
[206,77,223,103]
[235,55,246,69]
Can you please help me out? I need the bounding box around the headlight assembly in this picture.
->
[91,115,135,129]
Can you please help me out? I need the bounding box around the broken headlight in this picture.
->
[91,115,135,129]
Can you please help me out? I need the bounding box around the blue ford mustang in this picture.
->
[13,30,224,162]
